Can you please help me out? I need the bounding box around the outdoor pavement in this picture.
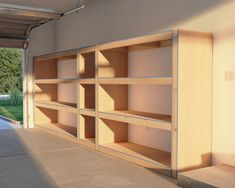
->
[0,127,178,188]
[0,118,16,129]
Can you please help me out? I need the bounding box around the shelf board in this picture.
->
[80,78,96,84]
[80,138,96,149]
[80,108,96,117]
[35,101,77,113]
[98,31,172,50]
[35,78,77,84]
[35,49,77,62]
[98,77,172,85]
[36,123,77,142]
[99,142,171,173]
[99,110,171,131]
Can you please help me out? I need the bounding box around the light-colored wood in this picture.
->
[97,31,173,50]
[80,108,96,117]
[80,115,95,139]
[80,138,96,149]
[35,78,77,84]
[99,110,171,131]
[34,60,57,79]
[79,52,96,78]
[171,30,178,178]
[34,84,57,101]
[99,142,171,175]
[35,101,77,113]
[79,84,95,109]
[98,85,128,111]
[98,118,128,145]
[80,46,96,54]
[99,77,172,85]
[34,49,77,62]
[98,48,128,78]
[177,30,212,172]
[80,78,96,84]
[36,123,77,142]
[34,107,57,125]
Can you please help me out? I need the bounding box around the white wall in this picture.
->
[212,26,235,166]
[29,0,235,165]
[27,21,56,128]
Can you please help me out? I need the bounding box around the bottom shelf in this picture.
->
[80,137,96,149]
[99,142,171,175]
[36,123,77,142]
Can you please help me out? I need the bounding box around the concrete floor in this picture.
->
[0,128,178,188]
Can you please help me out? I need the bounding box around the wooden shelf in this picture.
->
[99,142,171,173]
[80,108,96,117]
[35,78,77,84]
[99,110,171,131]
[35,101,77,113]
[98,77,172,85]
[34,49,77,62]
[80,78,96,84]
[80,138,96,149]
[36,123,77,142]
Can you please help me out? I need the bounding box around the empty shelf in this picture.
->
[99,110,171,131]
[80,108,96,117]
[80,78,96,84]
[99,142,171,171]
[35,78,77,84]
[99,77,172,85]
[35,101,77,113]
[36,123,77,142]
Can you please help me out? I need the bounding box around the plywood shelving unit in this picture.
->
[33,49,78,142]
[33,30,212,177]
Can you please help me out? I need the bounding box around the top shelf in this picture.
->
[98,77,171,85]
[35,78,77,84]
[97,31,173,50]
[34,49,77,62]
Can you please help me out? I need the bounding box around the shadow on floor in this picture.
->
[0,128,178,188]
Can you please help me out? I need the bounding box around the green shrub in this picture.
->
[0,99,11,106]
[9,88,22,106]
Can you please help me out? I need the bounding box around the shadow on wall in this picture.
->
[56,0,231,50]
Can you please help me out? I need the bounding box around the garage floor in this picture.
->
[0,128,178,188]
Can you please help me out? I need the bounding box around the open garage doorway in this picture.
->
[0,48,24,129]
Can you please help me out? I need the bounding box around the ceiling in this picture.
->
[0,0,80,48]
[0,0,77,12]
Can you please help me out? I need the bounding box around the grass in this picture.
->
[0,105,23,122]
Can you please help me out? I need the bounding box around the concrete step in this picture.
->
[178,165,235,188]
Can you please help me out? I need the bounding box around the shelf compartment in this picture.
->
[99,110,171,131]
[80,78,96,84]
[98,118,171,175]
[79,84,95,109]
[80,115,96,149]
[36,123,77,142]
[99,77,172,85]
[79,51,96,79]
[80,108,96,117]
[35,78,77,84]
[35,101,77,113]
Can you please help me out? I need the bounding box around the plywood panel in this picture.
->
[98,119,128,145]
[98,48,128,78]
[177,30,212,172]
[34,60,57,79]
[34,84,57,101]
[98,85,128,111]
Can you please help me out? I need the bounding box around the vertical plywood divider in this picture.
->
[177,30,212,172]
